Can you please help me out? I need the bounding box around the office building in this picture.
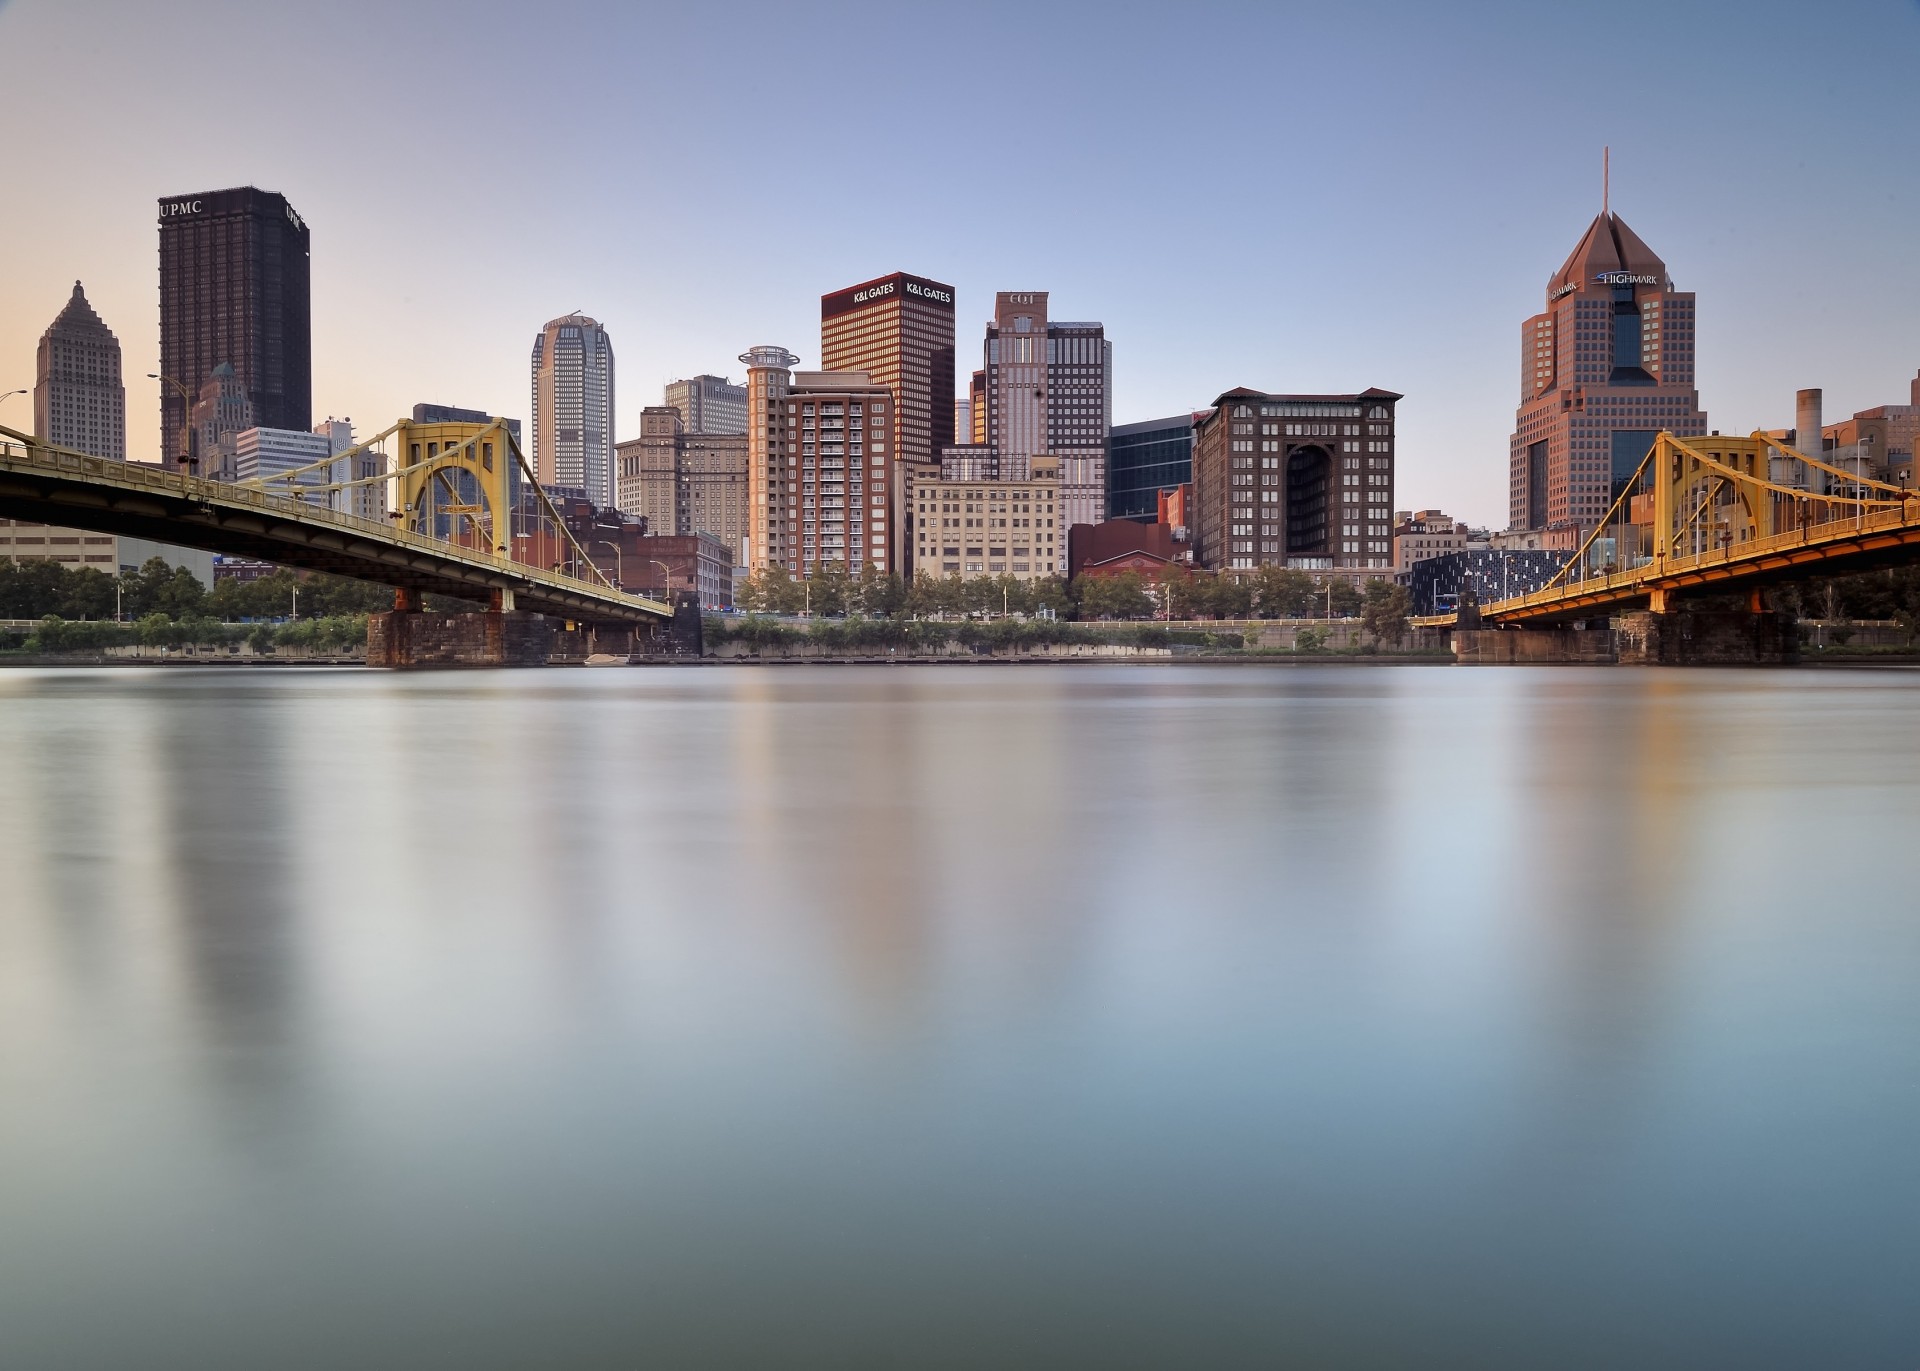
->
[908,456,1061,581]
[1510,210,1708,536]
[234,426,331,492]
[1190,388,1401,572]
[413,403,522,448]
[14,282,204,585]
[663,374,747,435]
[311,418,386,519]
[157,186,311,460]
[1393,510,1467,572]
[1109,414,1195,521]
[191,362,254,479]
[821,272,956,572]
[614,407,750,560]
[34,281,124,460]
[531,313,616,509]
[1780,373,1920,487]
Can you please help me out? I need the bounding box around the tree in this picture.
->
[809,560,853,616]
[120,557,207,620]
[860,568,908,618]
[1208,575,1253,620]
[1360,578,1412,645]
[1251,566,1317,619]
[1326,578,1364,619]
[1077,570,1154,621]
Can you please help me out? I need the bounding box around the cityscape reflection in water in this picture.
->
[0,664,1916,1370]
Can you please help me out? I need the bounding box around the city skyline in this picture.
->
[3,0,1918,529]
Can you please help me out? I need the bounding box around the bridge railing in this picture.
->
[0,434,668,616]
[1483,499,1920,617]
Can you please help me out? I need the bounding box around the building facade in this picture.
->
[158,186,311,461]
[1191,389,1401,572]
[908,456,1061,581]
[1108,414,1194,521]
[1393,510,1467,572]
[663,374,747,435]
[821,272,956,573]
[1510,211,1708,534]
[34,281,124,460]
[741,345,801,572]
[614,407,750,560]
[531,313,616,509]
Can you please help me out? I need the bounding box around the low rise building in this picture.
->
[1406,548,1571,617]
[1068,519,1181,581]
[908,456,1061,580]
[614,407,749,562]
[1393,509,1466,572]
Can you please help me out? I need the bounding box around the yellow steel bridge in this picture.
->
[1417,432,1920,628]
[0,419,671,627]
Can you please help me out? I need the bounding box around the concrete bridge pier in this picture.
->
[367,608,557,668]
[1614,609,1799,665]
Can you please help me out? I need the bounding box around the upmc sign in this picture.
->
[159,199,203,219]
[821,271,956,320]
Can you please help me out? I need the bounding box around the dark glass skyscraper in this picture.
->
[1108,414,1194,520]
[157,186,311,462]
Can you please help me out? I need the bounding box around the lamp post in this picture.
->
[147,374,197,475]
[0,390,24,453]
[649,558,671,602]
[589,540,624,589]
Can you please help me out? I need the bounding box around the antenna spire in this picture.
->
[1603,146,1610,216]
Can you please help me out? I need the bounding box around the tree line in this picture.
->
[733,562,1415,632]
[0,557,403,623]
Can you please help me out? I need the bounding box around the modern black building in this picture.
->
[1406,548,1572,616]
[1107,414,1194,520]
[158,186,311,462]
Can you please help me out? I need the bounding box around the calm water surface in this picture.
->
[1,664,1916,1369]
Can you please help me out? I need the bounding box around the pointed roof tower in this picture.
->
[44,280,117,343]
[1546,213,1667,301]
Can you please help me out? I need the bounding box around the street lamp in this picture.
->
[649,558,672,602]
[589,539,623,589]
[147,374,198,474]
[0,390,24,453]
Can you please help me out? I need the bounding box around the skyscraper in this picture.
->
[531,313,616,507]
[663,374,747,435]
[157,187,311,461]
[34,281,124,460]
[821,272,955,571]
[1510,211,1707,535]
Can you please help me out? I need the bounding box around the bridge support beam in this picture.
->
[367,610,556,668]
[1614,610,1799,666]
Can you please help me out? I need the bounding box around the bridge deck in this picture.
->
[0,435,670,625]
[1415,503,1920,628]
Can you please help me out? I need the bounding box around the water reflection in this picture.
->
[0,664,1915,1370]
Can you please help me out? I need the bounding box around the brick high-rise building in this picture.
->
[741,344,801,572]
[821,272,955,572]
[157,186,311,461]
[1510,211,1707,535]
[1191,388,1401,572]
[34,281,125,461]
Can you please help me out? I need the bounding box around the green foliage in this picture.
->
[1360,578,1413,645]
[1294,626,1328,653]
[1251,566,1319,618]
[24,616,138,653]
[1074,570,1157,621]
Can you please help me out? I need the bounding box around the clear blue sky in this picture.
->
[3,0,1917,526]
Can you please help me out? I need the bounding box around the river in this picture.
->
[0,664,1915,1369]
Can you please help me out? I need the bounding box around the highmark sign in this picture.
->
[1594,271,1659,287]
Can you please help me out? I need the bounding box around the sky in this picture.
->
[2,0,1918,528]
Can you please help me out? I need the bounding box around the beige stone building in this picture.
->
[909,456,1060,580]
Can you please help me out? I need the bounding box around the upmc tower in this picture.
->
[157,186,312,462]
[1509,211,1706,536]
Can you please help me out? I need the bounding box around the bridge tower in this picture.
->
[392,418,517,557]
